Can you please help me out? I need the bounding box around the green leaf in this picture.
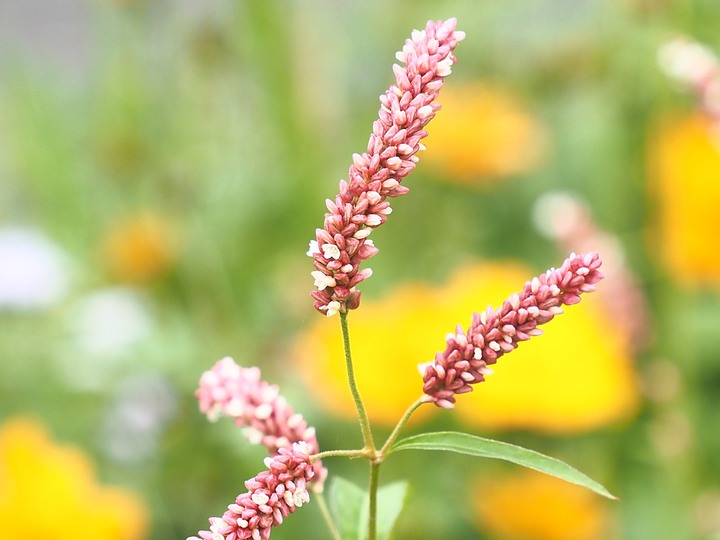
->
[376,481,408,540]
[390,431,616,500]
[328,477,409,540]
[328,476,366,540]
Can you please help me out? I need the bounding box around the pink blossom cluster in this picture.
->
[195,357,326,487]
[309,18,465,316]
[188,442,315,540]
[421,252,604,408]
[658,37,720,125]
[534,192,650,351]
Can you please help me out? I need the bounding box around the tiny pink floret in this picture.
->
[422,252,604,408]
[188,442,315,540]
[195,357,326,488]
[309,18,465,316]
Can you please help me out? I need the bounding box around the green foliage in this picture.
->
[329,477,408,540]
[391,431,615,499]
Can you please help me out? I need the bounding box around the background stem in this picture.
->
[314,490,342,540]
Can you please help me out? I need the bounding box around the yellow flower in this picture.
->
[473,469,613,540]
[0,418,147,540]
[101,212,179,283]
[423,83,546,184]
[649,113,720,286]
[293,261,638,432]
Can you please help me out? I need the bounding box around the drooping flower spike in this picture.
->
[195,357,326,488]
[309,18,465,316]
[187,442,315,540]
[421,252,604,408]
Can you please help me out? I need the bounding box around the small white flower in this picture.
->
[69,288,153,357]
[436,57,454,77]
[411,29,426,42]
[417,105,434,120]
[293,488,310,507]
[253,403,273,420]
[251,492,270,506]
[311,270,336,291]
[306,240,320,257]
[353,228,372,239]
[417,361,433,375]
[366,214,382,227]
[246,428,264,445]
[224,398,245,418]
[325,301,341,317]
[321,243,341,260]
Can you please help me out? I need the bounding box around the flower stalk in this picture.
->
[340,311,376,455]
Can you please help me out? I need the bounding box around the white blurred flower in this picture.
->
[0,226,71,311]
[56,287,154,391]
[70,287,153,357]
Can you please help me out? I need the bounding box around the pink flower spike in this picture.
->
[189,442,315,540]
[310,19,464,315]
[195,357,327,489]
[421,252,604,408]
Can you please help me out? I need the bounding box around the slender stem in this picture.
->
[313,489,342,540]
[368,461,381,540]
[339,311,376,452]
[379,395,429,456]
[311,449,369,460]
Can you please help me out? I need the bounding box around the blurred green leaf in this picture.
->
[375,481,408,540]
[329,476,365,540]
[328,476,408,540]
[390,431,615,500]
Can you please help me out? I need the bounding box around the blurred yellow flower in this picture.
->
[649,113,720,286]
[293,284,443,425]
[101,212,179,283]
[293,261,638,431]
[473,470,613,540]
[423,83,546,184]
[0,418,147,540]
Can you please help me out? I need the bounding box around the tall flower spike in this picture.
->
[187,442,315,540]
[309,18,465,316]
[421,252,604,409]
[196,357,326,489]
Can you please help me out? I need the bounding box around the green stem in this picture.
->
[379,395,429,456]
[311,449,369,460]
[368,461,381,540]
[339,311,376,452]
[313,489,342,540]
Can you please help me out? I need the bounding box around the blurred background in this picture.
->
[1,0,720,539]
